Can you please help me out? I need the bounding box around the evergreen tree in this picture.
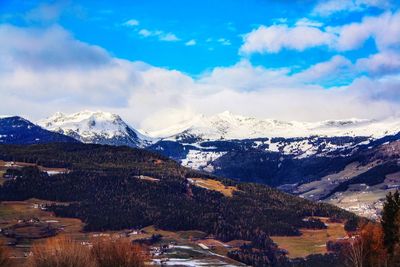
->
[381,190,400,254]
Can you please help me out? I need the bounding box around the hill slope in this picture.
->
[0,143,355,236]
[0,116,79,145]
[0,143,358,266]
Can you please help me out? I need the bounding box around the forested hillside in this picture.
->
[0,143,357,265]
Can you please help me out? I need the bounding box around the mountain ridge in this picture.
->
[146,111,400,140]
[37,110,400,145]
[0,116,79,145]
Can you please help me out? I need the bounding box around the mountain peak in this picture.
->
[38,111,153,147]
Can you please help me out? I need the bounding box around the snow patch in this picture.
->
[181,150,226,171]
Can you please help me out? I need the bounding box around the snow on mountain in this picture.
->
[147,111,400,183]
[147,111,400,141]
[38,111,154,148]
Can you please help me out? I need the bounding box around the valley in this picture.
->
[0,143,357,266]
[0,199,245,266]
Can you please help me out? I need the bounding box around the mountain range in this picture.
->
[148,110,400,140]
[1,110,399,219]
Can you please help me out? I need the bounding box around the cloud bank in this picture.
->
[240,11,400,54]
[1,7,400,131]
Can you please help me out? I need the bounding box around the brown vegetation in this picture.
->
[0,240,11,267]
[342,222,387,267]
[26,235,148,267]
[27,236,96,267]
[189,178,238,197]
[91,237,148,267]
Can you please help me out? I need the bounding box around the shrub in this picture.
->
[26,236,97,267]
[91,237,148,267]
[0,240,11,267]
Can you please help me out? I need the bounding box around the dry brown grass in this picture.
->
[0,240,11,267]
[26,236,149,267]
[26,236,96,267]
[189,178,238,197]
[91,237,148,267]
[271,217,347,258]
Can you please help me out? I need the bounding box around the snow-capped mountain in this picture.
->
[2,110,399,219]
[148,111,400,176]
[38,111,153,148]
[145,111,400,219]
[0,116,78,145]
[148,111,400,141]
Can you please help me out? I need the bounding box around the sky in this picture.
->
[0,0,399,131]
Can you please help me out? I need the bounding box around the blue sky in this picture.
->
[0,0,387,74]
[0,0,399,129]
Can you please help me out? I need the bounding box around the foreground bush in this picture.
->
[0,240,11,267]
[91,237,148,267]
[27,236,148,267]
[27,236,97,267]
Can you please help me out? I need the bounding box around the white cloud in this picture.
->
[185,39,196,46]
[0,24,110,69]
[25,1,67,22]
[0,24,399,130]
[218,38,231,46]
[199,60,291,91]
[293,55,353,82]
[335,11,400,51]
[313,0,391,16]
[138,29,152,37]
[295,18,323,27]
[138,28,179,42]
[356,50,400,75]
[240,24,334,54]
[123,19,139,27]
[159,32,179,42]
[0,25,138,109]
[240,11,400,55]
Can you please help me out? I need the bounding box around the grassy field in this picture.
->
[271,217,346,258]
[189,178,238,197]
